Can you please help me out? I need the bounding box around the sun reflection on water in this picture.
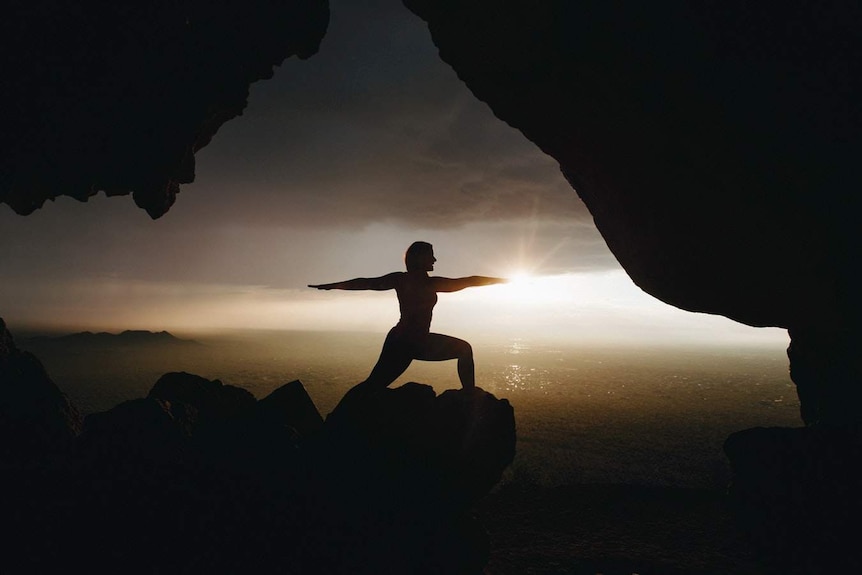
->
[500,339,553,393]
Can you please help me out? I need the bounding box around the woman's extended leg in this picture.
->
[339,331,414,407]
[416,333,474,389]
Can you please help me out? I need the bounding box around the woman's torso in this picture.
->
[392,272,437,338]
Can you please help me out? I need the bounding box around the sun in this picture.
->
[474,269,579,307]
[507,269,533,284]
[495,269,541,301]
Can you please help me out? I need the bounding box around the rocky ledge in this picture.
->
[1,320,515,574]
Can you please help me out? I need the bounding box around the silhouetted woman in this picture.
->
[309,241,506,401]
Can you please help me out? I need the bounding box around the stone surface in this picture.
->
[308,382,515,574]
[76,396,197,470]
[3,363,512,574]
[725,426,862,574]
[433,387,517,506]
[256,379,325,439]
[148,371,257,421]
[0,0,329,218]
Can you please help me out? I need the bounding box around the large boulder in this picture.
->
[322,383,515,507]
[725,426,862,574]
[255,379,325,442]
[253,379,323,452]
[76,396,197,472]
[148,371,257,421]
[307,383,516,575]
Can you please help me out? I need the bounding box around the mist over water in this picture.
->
[21,330,800,490]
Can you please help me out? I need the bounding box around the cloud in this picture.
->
[184,0,591,230]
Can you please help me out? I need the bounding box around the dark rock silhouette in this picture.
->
[148,370,257,420]
[0,317,82,469]
[76,396,197,471]
[0,0,328,217]
[256,378,325,439]
[323,383,515,508]
[310,383,515,574]
[724,426,862,574]
[0,322,515,574]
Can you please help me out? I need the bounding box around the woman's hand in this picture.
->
[308,284,333,290]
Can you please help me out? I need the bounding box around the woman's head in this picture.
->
[405,241,435,272]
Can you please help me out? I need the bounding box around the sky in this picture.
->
[0,0,787,348]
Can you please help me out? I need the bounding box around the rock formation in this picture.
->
[724,426,862,574]
[0,0,328,217]
[0,327,516,574]
[0,317,82,469]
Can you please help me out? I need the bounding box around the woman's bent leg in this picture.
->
[416,333,475,389]
[359,346,414,392]
[340,333,414,406]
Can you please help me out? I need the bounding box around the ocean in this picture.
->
[21,329,801,490]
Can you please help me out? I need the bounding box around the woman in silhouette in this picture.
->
[309,241,506,399]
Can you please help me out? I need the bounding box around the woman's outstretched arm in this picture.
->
[309,272,401,291]
[432,275,508,293]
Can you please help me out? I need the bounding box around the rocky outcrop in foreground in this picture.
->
[725,426,862,575]
[1,333,515,574]
[0,318,82,468]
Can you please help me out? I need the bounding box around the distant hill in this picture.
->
[22,330,202,348]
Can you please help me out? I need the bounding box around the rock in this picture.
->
[724,426,862,574]
[70,396,243,574]
[148,371,256,421]
[434,388,517,507]
[305,383,515,574]
[322,383,515,506]
[0,317,83,468]
[76,396,197,471]
[0,0,329,218]
[256,379,324,440]
[148,371,284,472]
[787,326,862,426]
[2,365,513,574]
